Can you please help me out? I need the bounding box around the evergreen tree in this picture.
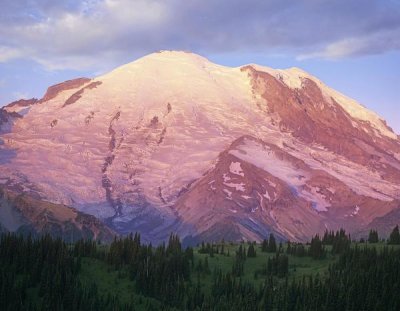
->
[247,243,256,258]
[368,229,379,243]
[388,225,400,245]
[286,242,306,257]
[261,239,268,252]
[331,229,351,254]
[220,239,225,255]
[267,233,277,253]
[2,230,400,311]
[309,235,325,259]
[266,253,289,277]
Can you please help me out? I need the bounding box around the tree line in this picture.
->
[1,225,400,310]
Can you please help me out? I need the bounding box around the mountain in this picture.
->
[1,50,399,243]
[0,187,115,242]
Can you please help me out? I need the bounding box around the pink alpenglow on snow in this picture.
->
[0,51,399,243]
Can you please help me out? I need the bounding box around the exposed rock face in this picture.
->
[0,51,399,243]
[0,108,23,132]
[175,136,399,242]
[40,78,91,103]
[0,188,116,242]
[4,98,38,111]
[63,81,102,107]
[242,66,400,183]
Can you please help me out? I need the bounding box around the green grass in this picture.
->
[79,258,162,310]
[192,243,336,290]
[289,255,334,279]
[80,258,134,303]
[77,241,398,308]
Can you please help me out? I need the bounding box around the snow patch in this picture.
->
[229,161,244,177]
[267,180,277,188]
[230,138,331,211]
[229,139,307,188]
[322,86,396,139]
[223,173,231,182]
[208,180,216,191]
[300,145,397,202]
[300,187,329,212]
[223,188,232,199]
[251,206,259,213]
[250,65,305,89]
[327,187,336,194]
[351,205,360,217]
[224,182,246,192]
[256,191,266,211]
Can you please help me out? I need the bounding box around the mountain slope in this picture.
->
[175,135,399,242]
[0,187,116,242]
[0,50,399,242]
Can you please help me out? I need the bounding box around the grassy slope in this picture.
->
[77,242,341,305]
[192,243,336,291]
[77,242,400,308]
[79,258,165,310]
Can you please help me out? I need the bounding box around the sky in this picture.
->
[0,0,399,133]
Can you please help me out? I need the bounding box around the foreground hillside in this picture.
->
[1,230,400,310]
[1,51,400,242]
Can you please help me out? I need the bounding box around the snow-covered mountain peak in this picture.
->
[92,51,253,115]
[75,51,396,141]
[1,51,399,243]
[99,50,214,81]
[144,50,211,63]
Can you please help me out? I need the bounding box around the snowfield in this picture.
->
[1,50,399,242]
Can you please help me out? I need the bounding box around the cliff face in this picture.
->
[0,51,399,242]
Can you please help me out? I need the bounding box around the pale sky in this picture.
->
[0,0,399,133]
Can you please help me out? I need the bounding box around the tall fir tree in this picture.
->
[247,243,256,258]
[309,235,325,259]
[261,239,269,252]
[388,225,400,245]
[268,233,277,253]
[368,229,379,243]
